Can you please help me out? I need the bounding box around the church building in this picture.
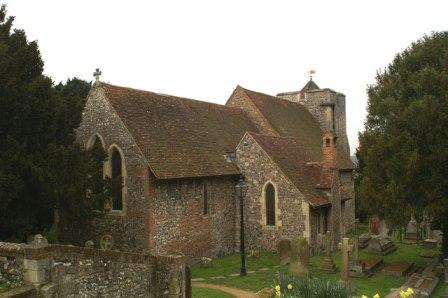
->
[77,73,355,261]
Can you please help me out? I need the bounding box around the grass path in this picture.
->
[193,282,256,298]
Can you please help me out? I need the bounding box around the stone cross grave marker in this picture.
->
[338,237,353,283]
[289,237,310,277]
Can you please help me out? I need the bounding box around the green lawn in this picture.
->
[192,286,235,298]
[191,228,443,297]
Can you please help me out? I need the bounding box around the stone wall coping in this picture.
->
[0,242,184,265]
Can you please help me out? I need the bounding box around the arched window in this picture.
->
[111,148,123,211]
[265,183,276,226]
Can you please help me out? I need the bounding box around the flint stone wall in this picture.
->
[236,134,308,251]
[0,250,24,290]
[152,176,238,263]
[76,84,150,253]
[0,241,187,298]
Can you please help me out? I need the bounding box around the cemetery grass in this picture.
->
[192,286,235,298]
[191,239,442,296]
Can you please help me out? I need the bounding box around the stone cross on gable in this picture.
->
[338,237,354,283]
[93,68,102,83]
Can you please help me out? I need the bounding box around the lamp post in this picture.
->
[235,176,248,276]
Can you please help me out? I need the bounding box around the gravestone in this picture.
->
[367,236,397,255]
[369,216,380,235]
[85,240,94,248]
[27,234,49,247]
[199,257,213,268]
[277,239,291,265]
[348,237,370,277]
[358,233,372,248]
[288,237,310,277]
[382,261,414,277]
[338,237,353,283]
[320,231,336,272]
[379,220,390,237]
[402,269,438,297]
[404,217,419,242]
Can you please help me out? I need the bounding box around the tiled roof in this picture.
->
[103,83,260,179]
[239,87,355,170]
[249,133,330,207]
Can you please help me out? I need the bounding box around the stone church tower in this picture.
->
[277,79,350,155]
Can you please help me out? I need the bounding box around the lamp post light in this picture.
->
[235,176,248,277]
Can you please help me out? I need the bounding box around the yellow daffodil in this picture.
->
[275,290,281,297]
[373,293,380,298]
[407,288,414,294]
[275,285,281,291]
[399,290,407,298]
[361,295,368,298]
[287,284,293,290]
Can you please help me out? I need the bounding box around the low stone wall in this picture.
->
[0,241,188,297]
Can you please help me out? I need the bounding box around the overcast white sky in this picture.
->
[5,0,448,153]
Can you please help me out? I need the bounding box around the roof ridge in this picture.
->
[103,82,245,113]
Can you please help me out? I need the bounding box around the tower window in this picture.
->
[325,138,331,147]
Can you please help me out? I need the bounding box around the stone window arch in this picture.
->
[265,183,276,226]
[260,181,281,228]
[107,144,127,213]
[86,133,106,150]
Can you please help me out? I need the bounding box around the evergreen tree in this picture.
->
[357,32,448,257]
[0,5,108,243]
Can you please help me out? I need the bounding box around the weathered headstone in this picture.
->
[85,240,94,248]
[379,220,390,237]
[338,237,353,283]
[369,216,380,235]
[288,237,310,277]
[27,234,48,247]
[277,239,292,265]
[367,236,397,255]
[199,257,213,268]
[320,231,336,272]
[348,237,370,277]
[404,217,419,242]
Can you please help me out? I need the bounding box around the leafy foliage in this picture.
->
[0,5,109,244]
[274,274,351,298]
[357,32,448,255]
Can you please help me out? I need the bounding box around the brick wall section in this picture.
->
[226,87,278,136]
[236,134,308,251]
[152,177,237,262]
[76,85,151,252]
[0,242,187,297]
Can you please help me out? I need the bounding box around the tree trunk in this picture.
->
[441,213,448,260]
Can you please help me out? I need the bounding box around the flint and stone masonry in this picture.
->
[76,77,356,261]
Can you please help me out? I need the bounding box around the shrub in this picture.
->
[273,274,351,298]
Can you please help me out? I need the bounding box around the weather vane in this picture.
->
[308,69,316,81]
